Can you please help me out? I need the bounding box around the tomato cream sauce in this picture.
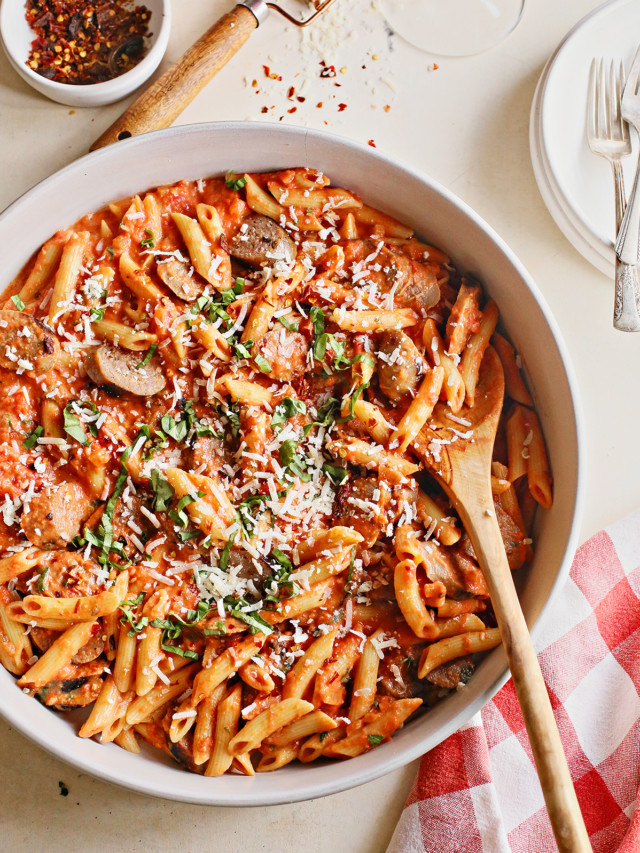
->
[0,169,543,773]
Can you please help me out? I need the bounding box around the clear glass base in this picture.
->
[381,0,526,58]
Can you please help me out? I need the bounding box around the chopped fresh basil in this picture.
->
[279,438,312,483]
[322,463,348,485]
[119,592,148,637]
[89,307,105,322]
[219,530,237,572]
[225,171,247,191]
[10,294,25,311]
[169,491,204,528]
[277,314,299,332]
[271,397,306,432]
[136,343,157,369]
[62,404,90,447]
[254,353,272,373]
[232,339,254,360]
[22,425,43,450]
[36,567,48,592]
[140,229,155,249]
[368,734,384,746]
[150,469,174,512]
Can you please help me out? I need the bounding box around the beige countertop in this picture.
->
[1,1,637,850]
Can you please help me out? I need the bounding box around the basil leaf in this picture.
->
[219,530,237,572]
[160,413,189,442]
[140,229,155,249]
[169,491,203,528]
[271,398,306,431]
[36,567,48,592]
[225,171,247,191]
[254,354,272,373]
[11,295,26,311]
[277,314,299,332]
[23,425,43,449]
[368,734,384,746]
[136,343,157,369]
[226,603,273,635]
[150,469,174,512]
[323,463,348,485]
[63,404,90,446]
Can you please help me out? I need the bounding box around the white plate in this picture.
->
[531,0,640,275]
[0,122,584,805]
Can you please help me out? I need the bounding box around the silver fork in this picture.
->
[588,58,640,331]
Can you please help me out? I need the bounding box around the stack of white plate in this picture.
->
[530,0,640,277]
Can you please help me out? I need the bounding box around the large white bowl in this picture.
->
[0,0,170,107]
[0,122,584,806]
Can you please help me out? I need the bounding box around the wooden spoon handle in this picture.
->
[91,5,258,151]
[465,506,592,853]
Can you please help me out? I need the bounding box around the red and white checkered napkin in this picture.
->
[387,511,640,853]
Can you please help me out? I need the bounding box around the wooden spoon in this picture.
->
[423,346,591,853]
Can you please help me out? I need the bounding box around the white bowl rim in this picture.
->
[0,121,586,805]
[0,0,170,98]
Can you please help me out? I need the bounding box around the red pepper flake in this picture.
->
[287,86,295,99]
[338,103,347,112]
[316,101,323,108]
[287,107,297,114]
[252,78,258,87]
[367,139,377,148]
[319,60,337,79]
[263,64,281,81]
[296,96,306,103]
[261,106,269,113]
[383,104,391,113]
[25,0,151,85]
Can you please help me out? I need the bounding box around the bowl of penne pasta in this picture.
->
[0,122,583,804]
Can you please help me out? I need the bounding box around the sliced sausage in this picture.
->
[21,482,88,549]
[0,310,59,375]
[85,343,166,396]
[377,330,428,403]
[189,436,227,478]
[157,256,205,302]
[71,632,105,664]
[37,674,104,710]
[336,477,390,547]
[426,657,475,689]
[258,328,308,382]
[228,214,297,267]
[395,262,441,315]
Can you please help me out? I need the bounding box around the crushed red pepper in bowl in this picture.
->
[25,0,152,85]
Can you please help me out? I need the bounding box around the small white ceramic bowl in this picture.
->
[0,0,170,107]
[0,123,584,805]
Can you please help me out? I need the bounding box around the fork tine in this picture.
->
[588,58,597,140]
[597,59,606,139]
[609,60,620,140]
[623,44,640,102]
[619,61,630,142]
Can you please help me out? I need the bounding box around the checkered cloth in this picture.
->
[387,511,640,853]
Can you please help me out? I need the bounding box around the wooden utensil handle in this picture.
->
[91,5,257,151]
[465,505,592,853]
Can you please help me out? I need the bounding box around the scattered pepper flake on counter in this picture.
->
[58,781,69,796]
[368,139,377,147]
[25,0,151,85]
